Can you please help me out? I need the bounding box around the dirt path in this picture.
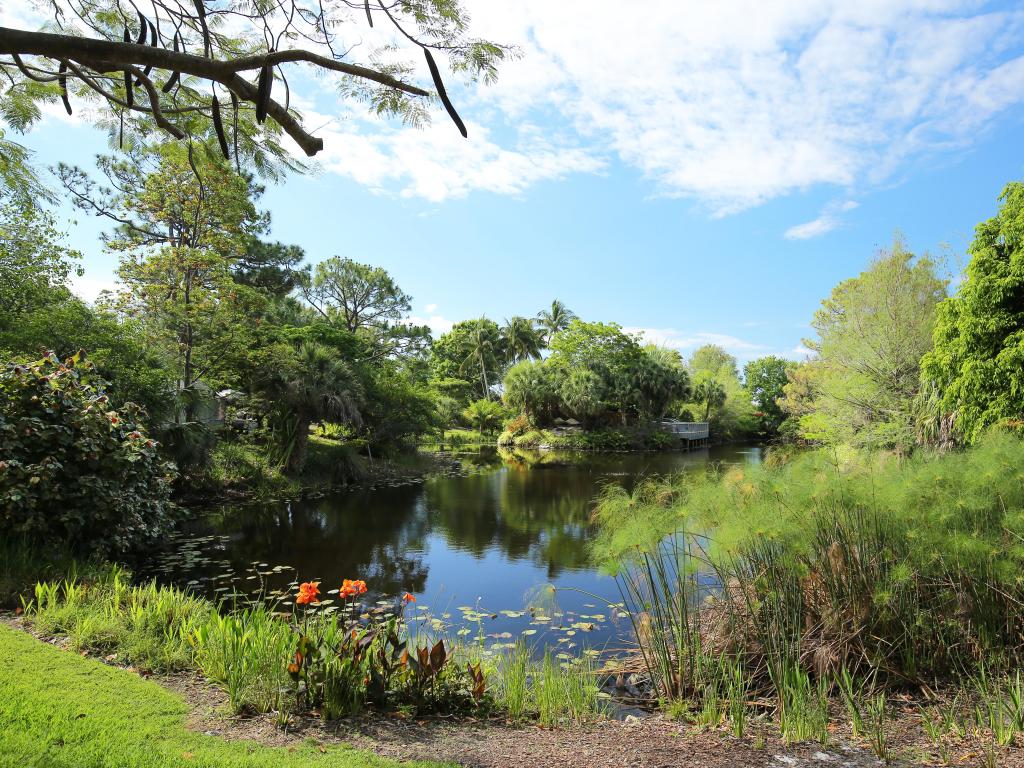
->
[168,674,886,768]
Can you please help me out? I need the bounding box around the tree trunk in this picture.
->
[182,268,196,423]
[286,417,311,474]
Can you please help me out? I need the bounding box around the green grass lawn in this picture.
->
[0,623,450,768]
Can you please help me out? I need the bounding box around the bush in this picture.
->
[0,353,177,556]
[643,429,675,450]
[513,429,547,448]
[551,428,632,451]
[504,414,531,437]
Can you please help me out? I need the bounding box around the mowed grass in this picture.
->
[0,623,452,768]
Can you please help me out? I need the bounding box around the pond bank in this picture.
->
[1,618,895,768]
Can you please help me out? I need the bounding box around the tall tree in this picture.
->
[462,318,504,399]
[793,237,947,450]
[689,345,739,380]
[235,240,305,298]
[302,256,429,361]
[921,182,1024,444]
[549,320,643,423]
[634,346,691,420]
[744,355,796,433]
[430,318,505,402]
[502,359,560,424]
[0,188,80,325]
[536,300,576,344]
[304,256,412,333]
[686,344,753,437]
[59,143,267,420]
[501,316,544,363]
[693,379,727,422]
[0,2,508,166]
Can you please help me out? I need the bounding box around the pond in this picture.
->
[153,444,762,655]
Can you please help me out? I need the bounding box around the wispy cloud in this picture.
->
[625,327,768,362]
[785,200,859,240]
[305,1,1024,211]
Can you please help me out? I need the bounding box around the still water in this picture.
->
[159,445,761,652]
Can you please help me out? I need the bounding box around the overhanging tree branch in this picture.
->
[0,26,435,156]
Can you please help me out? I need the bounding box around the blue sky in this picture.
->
[7,0,1024,364]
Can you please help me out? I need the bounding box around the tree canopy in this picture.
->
[784,238,947,450]
[921,182,1024,443]
[744,355,795,434]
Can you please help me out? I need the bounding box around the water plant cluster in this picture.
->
[21,565,608,728]
[591,430,1024,759]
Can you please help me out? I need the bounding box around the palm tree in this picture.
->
[265,342,363,473]
[694,379,727,422]
[536,300,576,345]
[501,316,544,364]
[459,318,501,400]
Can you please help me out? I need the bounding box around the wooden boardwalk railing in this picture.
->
[657,420,710,440]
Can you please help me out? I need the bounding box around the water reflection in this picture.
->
[168,445,761,646]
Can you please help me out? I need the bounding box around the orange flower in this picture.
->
[402,592,416,604]
[340,579,367,598]
[287,662,300,674]
[295,581,320,605]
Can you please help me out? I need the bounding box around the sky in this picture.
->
[6,0,1024,364]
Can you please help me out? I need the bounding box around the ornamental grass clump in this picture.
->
[592,431,1024,706]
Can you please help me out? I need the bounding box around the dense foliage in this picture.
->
[594,430,1024,685]
[922,182,1024,443]
[499,320,691,429]
[0,354,177,555]
[781,239,947,451]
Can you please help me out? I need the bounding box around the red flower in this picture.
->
[295,581,320,605]
[401,592,416,604]
[340,579,367,598]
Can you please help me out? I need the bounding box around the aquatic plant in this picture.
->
[27,567,205,672]
[592,431,1024,746]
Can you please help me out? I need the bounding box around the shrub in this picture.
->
[504,414,531,437]
[0,353,177,556]
[552,428,633,451]
[513,429,547,448]
[643,429,675,451]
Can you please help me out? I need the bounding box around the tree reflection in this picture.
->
[204,485,430,595]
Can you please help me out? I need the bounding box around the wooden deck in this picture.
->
[658,420,710,444]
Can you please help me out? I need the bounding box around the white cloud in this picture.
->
[785,199,859,239]
[457,1,1024,212]
[69,273,118,304]
[408,314,455,336]
[14,1,1024,213]
[625,327,768,361]
[424,303,438,313]
[311,111,603,202]
[788,344,816,360]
